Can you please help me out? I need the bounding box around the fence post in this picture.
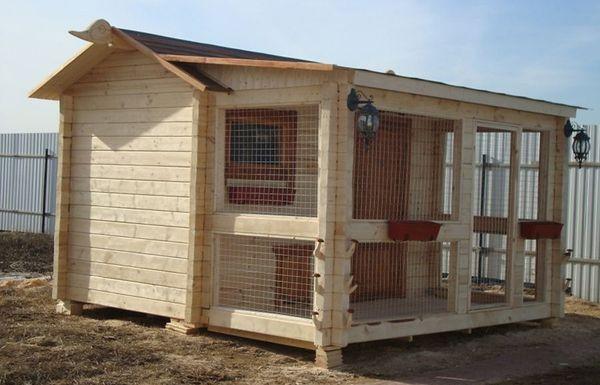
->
[41,148,49,233]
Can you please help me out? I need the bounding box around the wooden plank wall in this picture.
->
[64,51,194,318]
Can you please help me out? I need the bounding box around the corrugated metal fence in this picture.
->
[565,124,600,302]
[0,132,58,234]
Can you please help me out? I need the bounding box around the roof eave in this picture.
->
[352,69,582,118]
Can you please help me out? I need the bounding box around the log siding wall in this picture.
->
[63,51,194,318]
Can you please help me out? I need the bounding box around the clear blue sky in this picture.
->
[1,0,599,133]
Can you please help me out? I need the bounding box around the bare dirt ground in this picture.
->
[1,232,599,384]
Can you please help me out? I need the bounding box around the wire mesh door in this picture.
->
[471,127,515,307]
[350,110,459,321]
[216,234,314,318]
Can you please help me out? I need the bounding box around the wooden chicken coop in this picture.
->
[31,20,582,368]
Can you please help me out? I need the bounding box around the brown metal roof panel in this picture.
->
[120,29,312,62]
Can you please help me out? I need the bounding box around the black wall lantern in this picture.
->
[347,88,380,147]
[564,120,591,168]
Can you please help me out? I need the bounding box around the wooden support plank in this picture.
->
[208,325,316,350]
[507,128,522,307]
[68,286,185,318]
[69,205,189,228]
[348,303,552,343]
[71,122,193,137]
[212,214,318,239]
[73,106,194,124]
[70,164,191,182]
[68,273,186,303]
[67,260,187,289]
[208,308,315,343]
[158,53,334,72]
[550,117,569,318]
[313,82,339,349]
[69,191,190,212]
[70,178,190,197]
[68,232,188,259]
[456,118,476,314]
[185,89,208,324]
[53,95,73,300]
[69,245,188,273]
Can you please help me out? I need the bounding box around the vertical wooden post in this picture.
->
[314,81,341,366]
[455,119,475,313]
[201,93,217,321]
[331,82,354,349]
[537,131,552,303]
[53,95,73,301]
[183,90,209,328]
[507,128,522,307]
[549,117,569,318]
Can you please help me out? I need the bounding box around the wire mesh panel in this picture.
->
[471,128,514,307]
[216,234,314,318]
[353,111,457,221]
[223,105,319,217]
[350,241,454,321]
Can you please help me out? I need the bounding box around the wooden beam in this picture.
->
[53,95,73,300]
[159,54,334,72]
[112,28,207,92]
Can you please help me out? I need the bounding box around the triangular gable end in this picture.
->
[29,20,230,100]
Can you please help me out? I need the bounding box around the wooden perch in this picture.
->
[312,311,323,330]
[344,310,354,328]
[313,239,325,260]
[346,239,358,257]
[344,275,358,294]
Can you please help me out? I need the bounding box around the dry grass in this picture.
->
[0,284,354,385]
[1,233,600,384]
[0,232,53,275]
[2,283,600,385]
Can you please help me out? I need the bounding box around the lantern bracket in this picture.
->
[563,119,586,138]
[347,88,375,111]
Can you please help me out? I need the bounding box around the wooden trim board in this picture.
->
[160,54,334,72]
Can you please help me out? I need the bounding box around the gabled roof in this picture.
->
[30,19,583,118]
[120,29,309,61]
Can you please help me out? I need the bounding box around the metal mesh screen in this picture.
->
[216,234,314,318]
[350,241,454,321]
[353,111,457,221]
[471,128,513,307]
[223,105,318,217]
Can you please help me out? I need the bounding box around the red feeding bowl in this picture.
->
[519,221,563,239]
[388,220,442,242]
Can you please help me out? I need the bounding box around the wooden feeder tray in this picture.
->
[519,221,563,240]
[388,220,442,242]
